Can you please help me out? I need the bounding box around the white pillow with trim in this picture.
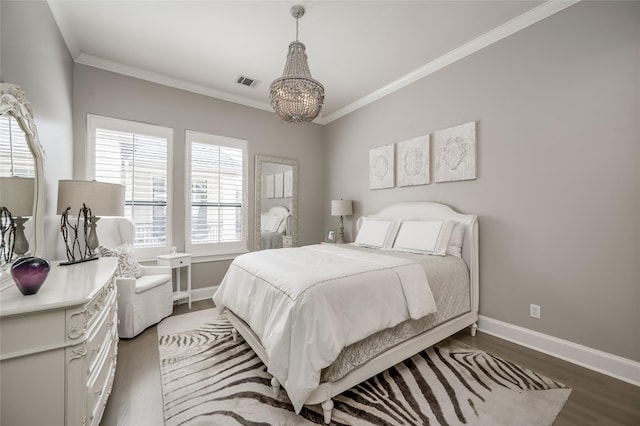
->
[392,220,454,256]
[354,219,399,248]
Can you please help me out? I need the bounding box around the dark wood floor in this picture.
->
[101,300,640,425]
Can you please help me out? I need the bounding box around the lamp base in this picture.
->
[59,254,99,266]
[337,215,345,244]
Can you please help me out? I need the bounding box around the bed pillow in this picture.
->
[98,242,143,278]
[261,215,283,233]
[392,220,454,256]
[447,221,465,257]
[354,219,399,248]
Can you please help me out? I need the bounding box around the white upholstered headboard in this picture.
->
[356,201,479,313]
[266,206,289,217]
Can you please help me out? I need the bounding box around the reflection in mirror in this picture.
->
[0,83,46,289]
[255,155,298,250]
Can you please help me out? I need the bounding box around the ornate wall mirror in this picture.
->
[0,83,46,289]
[254,154,298,250]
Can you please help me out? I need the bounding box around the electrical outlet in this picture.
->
[529,304,541,319]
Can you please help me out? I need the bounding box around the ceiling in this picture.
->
[47,1,576,125]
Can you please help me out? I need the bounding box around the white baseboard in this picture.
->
[191,285,218,303]
[478,315,640,387]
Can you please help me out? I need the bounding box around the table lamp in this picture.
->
[331,199,353,244]
[0,177,35,260]
[57,180,125,264]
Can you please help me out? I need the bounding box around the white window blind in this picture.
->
[88,115,172,255]
[186,131,247,255]
[0,116,35,178]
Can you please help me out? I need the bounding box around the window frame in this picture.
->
[185,130,248,257]
[86,114,174,260]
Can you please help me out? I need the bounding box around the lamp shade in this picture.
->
[331,199,353,217]
[57,180,125,216]
[0,176,35,217]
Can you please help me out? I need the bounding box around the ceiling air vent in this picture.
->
[236,75,259,88]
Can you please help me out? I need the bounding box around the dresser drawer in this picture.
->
[87,334,117,426]
[86,278,115,330]
[86,307,117,376]
[66,277,115,344]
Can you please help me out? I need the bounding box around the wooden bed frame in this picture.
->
[227,201,479,424]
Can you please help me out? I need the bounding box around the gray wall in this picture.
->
[72,65,326,289]
[324,1,640,362]
[1,0,74,259]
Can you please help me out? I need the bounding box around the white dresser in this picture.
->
[0,257,118,426]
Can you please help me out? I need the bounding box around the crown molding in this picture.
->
[75,54,274,114]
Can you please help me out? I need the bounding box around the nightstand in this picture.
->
[157,253,192,309]
[283,236,293,248]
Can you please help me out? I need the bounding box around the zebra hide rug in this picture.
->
[158,309,570,426]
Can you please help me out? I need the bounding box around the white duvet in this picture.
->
[213,244,437,412]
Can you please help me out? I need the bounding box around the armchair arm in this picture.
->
[115,276,137,299]
[140,265,171,275]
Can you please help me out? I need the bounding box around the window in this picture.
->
[185,131,247,255]
[87,115,172,259]
[0,116,35,178]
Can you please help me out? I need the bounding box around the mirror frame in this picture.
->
[254,154,298,250]
[0,83,46,288]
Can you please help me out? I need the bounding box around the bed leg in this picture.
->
[231,328,238,342]
[321,399,334,424]
[270,377,280,397]
[470,322,478,337]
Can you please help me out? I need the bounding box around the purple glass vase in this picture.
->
[11,257,51,296]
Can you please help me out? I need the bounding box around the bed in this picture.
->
[213,201,479,424]
[260,205,291,249]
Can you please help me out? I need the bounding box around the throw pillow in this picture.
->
[98,242,143,279]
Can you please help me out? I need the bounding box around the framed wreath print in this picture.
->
[274,172,284,198]
[369,143,395,189]
[397,135,430,187]
[434,121,477,183]
[266,174,275,198]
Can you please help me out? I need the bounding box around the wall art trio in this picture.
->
[266,170,293,199]
[369,121,477,190]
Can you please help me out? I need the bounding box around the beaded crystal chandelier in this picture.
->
[269,5,324,124]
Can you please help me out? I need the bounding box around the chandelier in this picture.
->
[269,5,324,124]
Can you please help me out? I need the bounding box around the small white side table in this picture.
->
[157,253,192,309]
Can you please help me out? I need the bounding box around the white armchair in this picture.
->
[95,217,173,338]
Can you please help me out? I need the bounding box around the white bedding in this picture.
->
[213,244,437,412]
